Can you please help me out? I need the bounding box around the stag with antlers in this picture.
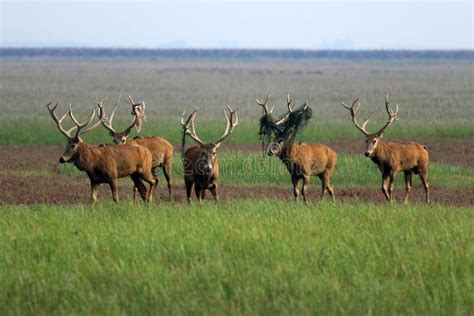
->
[46,102,156,203]
[257,95,337,203]
[341,95,430,203]
[180,106,238,203]
[97,95,174,200]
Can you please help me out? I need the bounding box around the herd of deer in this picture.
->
[46,94,430,204]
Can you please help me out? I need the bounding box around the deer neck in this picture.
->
[73,142,98,172]
[278,141,293,160]
[371,139,388,164]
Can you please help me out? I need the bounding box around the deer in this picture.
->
[257,95,336,203]
[341,95,430,203]
[46,102,156,203]
[97,95,173,200]
[180,106,238,203]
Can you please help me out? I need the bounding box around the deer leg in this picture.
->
[388,172,396,202]
[194,185,203,204]
[326,177,335,202]
[291,176,300,201]
[139,171,156,202]
[131,174,147,202]
[381,171,390,201]
[403,171,413,204]
[162,162,172,200]
[90,181,99,204]
[209,183,219,201]
[185,180,193,203]
[320,173,335,202]
[147,178,156,203]
[132,186,138,202]
[301,177,309,204]
[318,174,327,201]
[419,168,430,203]
[109,180,119,203]
[151,174,158,201]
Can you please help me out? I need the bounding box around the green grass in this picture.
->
[1,118,474,145]
[1,57,473,315]
[26,152,474,189]
[1,201,472,314]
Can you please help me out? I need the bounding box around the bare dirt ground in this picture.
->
[1,174,472,206]
[1,139,473,206]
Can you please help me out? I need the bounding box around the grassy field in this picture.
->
[1,57,473,146]
[1,55,473,314]
[2,118,474,146]
[1,201,472,315]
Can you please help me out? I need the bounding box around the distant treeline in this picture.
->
[1,48,473,60]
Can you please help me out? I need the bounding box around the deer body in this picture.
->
[64,142,156,202]
[181,106,238,203]
[271,141,336,202]
[46,101,156,203]
[367,140,429,202]
[183,145,220,202]
[369,141,428,172]
[127,136,173,198]
[97,96,173,200]
[341,96,430,203]
[259,95,336,202]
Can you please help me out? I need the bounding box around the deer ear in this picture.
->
[377,133,384,138]
[108,131,115,137]
[215,143,221,148]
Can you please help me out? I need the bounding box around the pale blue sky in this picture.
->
[1,1,472,49]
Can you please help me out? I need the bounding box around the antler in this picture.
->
[68,104,101,139]
[373,95,399,136]
[341,95,399,136]
[97,95,118,134]
[286,94,294,112]
[46,102,77,139]
[275,94,295,125]
[341,97,371,136]
[128,95,145,133]
[181,108,205,146]
[215,105,239,145]
[256,94,274,115]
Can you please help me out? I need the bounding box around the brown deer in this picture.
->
[258,95,336,202]
[341,96,429,203]
[46,102,156,203]
[180,106,238,203]
[97,95,173,200]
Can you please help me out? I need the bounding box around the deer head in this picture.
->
[181,106,238,175]
[96,95,141,144]
[258,94,309,157]
[46,102,101,163]
[341,95,399,157]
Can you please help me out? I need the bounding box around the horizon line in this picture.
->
[1,47,473,51]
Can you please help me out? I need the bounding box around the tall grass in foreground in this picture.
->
[0,201,472,314]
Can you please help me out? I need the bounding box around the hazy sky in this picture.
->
[1,1,472,49]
